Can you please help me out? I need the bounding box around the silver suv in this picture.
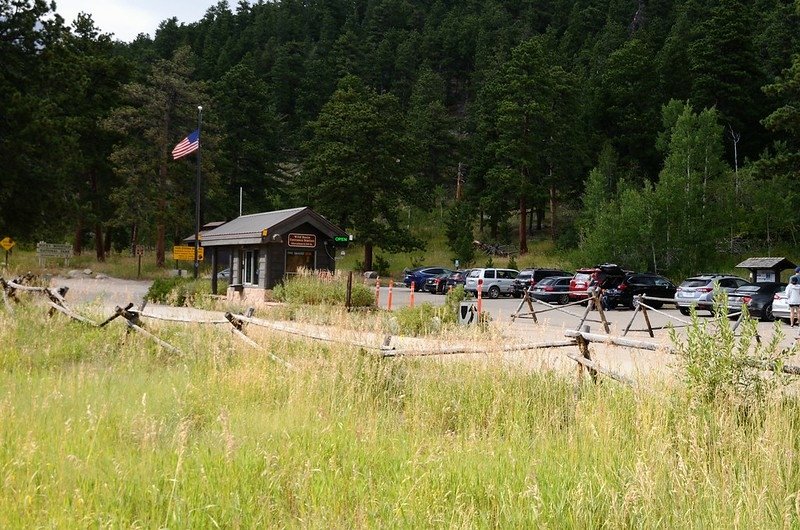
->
[464,268,519,298]
[674,274,751,315]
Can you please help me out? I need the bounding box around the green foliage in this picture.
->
[445,201,476,267]
[507,255,517,270]
[671,293,793,411]
[373,255,391,277]
[388,286,467,336]
[273,271,373,307]
[146,277,218,306]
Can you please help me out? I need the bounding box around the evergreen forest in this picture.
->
[2,0,800,275]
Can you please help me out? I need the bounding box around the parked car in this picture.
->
[569,263,627,302]
[403,266,453,290]
[529,276,573,305]
[773,291,791,323]
[424,272,451,295]
[446,269,475,289]
[674,274,751,315]
[727,282,785,321]
[464,268,520,298]
[511,268,572,298]
[215,268,231,281]
[602,273,677,310]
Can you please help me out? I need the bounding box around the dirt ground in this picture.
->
[46,275,795,383]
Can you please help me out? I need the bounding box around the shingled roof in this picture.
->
[736,257,796,270]
[200,207,347,247]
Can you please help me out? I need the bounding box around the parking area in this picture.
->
[377,286,800,350]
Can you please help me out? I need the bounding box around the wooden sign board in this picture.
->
[0,236,14,251]
[288,233,316,248]
[36,241,72,266]
[173,245,204,261]
[135,245,145,256]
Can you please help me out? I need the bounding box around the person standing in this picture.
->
[786,277,800,327]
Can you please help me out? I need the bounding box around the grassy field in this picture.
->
[2,297,800,527]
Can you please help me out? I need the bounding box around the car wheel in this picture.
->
[558,294,569,305]
[761,304,774,322]
[651,302,663,310]
[512,291,522,299]
[628,298,638,310]
[488,286,501,299]
[679,307,690,316]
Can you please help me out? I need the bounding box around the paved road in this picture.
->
[376,285,800,347]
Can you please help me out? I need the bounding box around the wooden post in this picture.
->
[593,289,611,334]
[477,278,483,315]
[409,282,415,308]
[577,325,597,384]
[622,304,642,336]
[639,297,655,338]
[346,271,353,311]
[387,280,393,311]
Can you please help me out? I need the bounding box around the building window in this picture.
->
[286,250,315,275]
[243,249,259,285]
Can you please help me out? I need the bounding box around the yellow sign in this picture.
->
[0,237,15,251]
[172,245,204,261]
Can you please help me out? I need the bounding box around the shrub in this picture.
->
[388,286,470,335]
[273,269,373,307]
[670,291,793,411]
[146,277,218,307]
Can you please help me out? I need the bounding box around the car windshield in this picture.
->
[468,270,481,278]
[574,273,592,281]
[536,277,556,286]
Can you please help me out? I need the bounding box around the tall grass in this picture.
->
[2,303,800,526]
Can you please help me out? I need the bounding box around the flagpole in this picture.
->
[194,105,203,280]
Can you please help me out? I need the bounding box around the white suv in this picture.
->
[464,268,519,298]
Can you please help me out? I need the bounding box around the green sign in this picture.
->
[334,236,349,243]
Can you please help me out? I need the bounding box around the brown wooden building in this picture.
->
[201,207,348,300]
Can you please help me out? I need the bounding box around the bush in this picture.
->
[146,277,218,307]
[388,286,470,335]
[670,292,793,411]
[273,269,373,307]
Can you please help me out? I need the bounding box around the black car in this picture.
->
[511,268,572,298]
[601,273,677,310]
[424,272,451,295]
[529,276,573,305]
[727,282,786,321]
[446,269,474,289]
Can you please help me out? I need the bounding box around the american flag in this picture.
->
[172,129,200,160]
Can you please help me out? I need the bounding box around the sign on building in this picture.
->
[288,233,316,248]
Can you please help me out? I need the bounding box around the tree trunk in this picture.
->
[104,227,112,254]
[156,214,166,267]
[490,217,498,240]
[535,207,544,231]
[518,196,528,254]
[528,208,533,234]
[73,218,83,255]
[549,183,557,241]
[131,223,138,255]
[363,242,373,271]
[94,223,105,262]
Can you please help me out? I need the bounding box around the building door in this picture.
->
[286,250,315,275]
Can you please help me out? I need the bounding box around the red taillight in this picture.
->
[743,296,752,304]
[544,286,555,292]
[617,283,627,290]
[696,287,713,293]
[774,294,782,300]
[434,279,440,285]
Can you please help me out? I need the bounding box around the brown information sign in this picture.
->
[288,233,316,248]
[173,245,204,261]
